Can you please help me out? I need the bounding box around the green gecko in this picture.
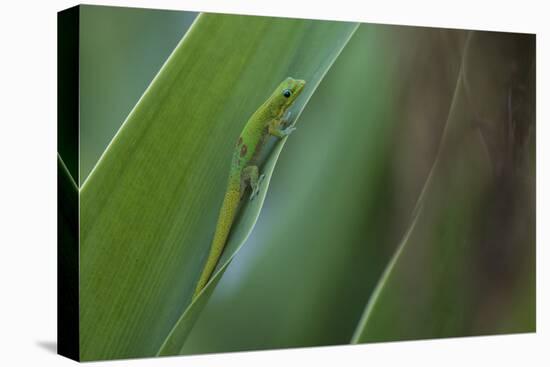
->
[193,77,306,299]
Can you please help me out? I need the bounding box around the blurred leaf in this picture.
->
[79,12,358,360]
[352,31,535,343]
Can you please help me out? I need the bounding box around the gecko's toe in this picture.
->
[282,110,292,123]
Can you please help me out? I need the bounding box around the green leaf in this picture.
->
[352,31,536,343]
[79,12,358,360]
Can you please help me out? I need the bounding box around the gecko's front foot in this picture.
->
[282,126,297,136]
[282,111,292,126]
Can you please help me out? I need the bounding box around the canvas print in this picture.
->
[57,4,536,362]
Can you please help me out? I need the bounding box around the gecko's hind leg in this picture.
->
[243,165,264,201]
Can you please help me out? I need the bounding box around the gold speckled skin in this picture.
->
[193,78,306,298]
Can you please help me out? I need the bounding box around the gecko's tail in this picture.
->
[193,176,241,299]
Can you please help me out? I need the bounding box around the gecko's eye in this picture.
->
[282,89,292,98]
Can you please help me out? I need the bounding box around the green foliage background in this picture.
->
[79,6,197,183]
[59,5,535,361]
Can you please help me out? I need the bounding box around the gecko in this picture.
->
[193,77,306,299]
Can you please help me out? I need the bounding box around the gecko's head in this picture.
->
[269,77,306,116]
